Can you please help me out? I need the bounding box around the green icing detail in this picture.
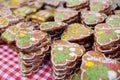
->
[42,22,54,28]
[24,54,27,58]
[55,12,65,21]
[72,71,81,80]
[18,34,32,47]
[91,2,103,11]
[67,0,80,5]
[54,48,72,64]
[86,14,97,23]
[107,18,120,25]
[98,30,117,44]
[85,64,108,80]
[1,31,15,43]
[23,65,26,70]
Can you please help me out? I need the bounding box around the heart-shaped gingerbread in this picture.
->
[81,51,120,80]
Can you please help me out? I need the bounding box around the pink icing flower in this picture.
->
[33,33,39,37]
[105,30,112,34]
[92,2,97,4]
[102,4,108,8]
[106,63,115,69]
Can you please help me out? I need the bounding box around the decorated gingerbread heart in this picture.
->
[51,40,85,66]
[106,15,120,27]
[61,23,93,41]
[54,8,78,22]
[90,0,110,12]
[40,21,67,31]
[66,0,88,7]
[13,6,37,17]
[94,24,120,46]
[0,17,9,29]
[15,30,47,49]
[82,11,107,25]
[81,51,120,80]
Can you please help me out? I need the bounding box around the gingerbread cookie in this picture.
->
[106,15,120,27]
[13,6,37,17]
[51,40,85,79]
[27,10,54,23]
[90,0,113,15]
[54,8,78,24]
[81,11,107,26]
[66,0,89,11]
[81,51,120,80]
[40,21,67,41]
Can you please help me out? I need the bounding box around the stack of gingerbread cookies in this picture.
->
[0,0,120,79]
[51,40,85,79]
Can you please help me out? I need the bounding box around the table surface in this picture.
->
[0,45,53,80]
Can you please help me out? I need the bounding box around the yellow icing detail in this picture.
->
[32,8,37,12]
[19,33,26,37]
[74,23,80,28]
[62,34,68,39]
[20,12,26,16]
[116,10,120,13]
[85,61,94,67]
[30,15,37,18]
[98,31,104,35]
[38,17,45,22]
[84,28,91,32]
[13,27,19,32]
[13,10,18,14]
[71,29,79,34]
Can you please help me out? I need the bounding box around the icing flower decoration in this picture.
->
[61,23,93,41]
[106,63,115,69]
[85,61,94,67]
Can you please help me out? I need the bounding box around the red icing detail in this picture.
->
[106,63,115,69]
[92,2,97,4]
[102,4,107,8]
[105,30,112,34]
[33,33,39,37]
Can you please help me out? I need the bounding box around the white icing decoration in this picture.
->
[108,71,117,80]
[96,13,101,17]
[30,37,36,41]
[69,52,76,56]
[109,18,114,20]
[69,48,75,51]
[115,30,120,34]
[57,47,63,51]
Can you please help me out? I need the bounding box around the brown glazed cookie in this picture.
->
[27,10,54,23]
[106,15,120,27]
[81,51,120,80]
[90,0,113,15]
[51,40,85,79]
[54,8,79,24]
[66,0,89,11]
[81,11,107,27]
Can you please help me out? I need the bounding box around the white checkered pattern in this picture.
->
[0,45,53,80]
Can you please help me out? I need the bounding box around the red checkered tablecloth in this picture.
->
[0,45,53,80]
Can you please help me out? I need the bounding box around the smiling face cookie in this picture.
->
[94,24,120,46]
[81,51,120,80]
[61,23,93,41]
